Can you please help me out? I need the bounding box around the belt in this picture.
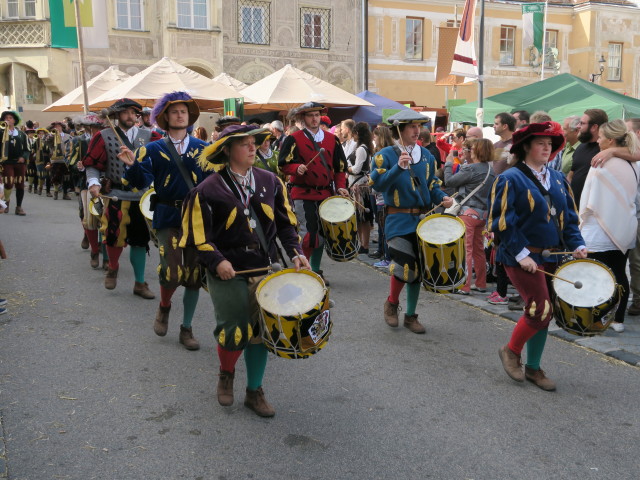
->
[527,246,560,254]
[227,243,261,253]
[157,199,183,209]
[387,206,428,215]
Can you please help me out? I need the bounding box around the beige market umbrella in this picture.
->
[212,72,248,91]
[43,67,131,112]
[89,57,251,110]
[241,64,373,111]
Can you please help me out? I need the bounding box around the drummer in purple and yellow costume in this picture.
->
[490,122,587,391]
[179,124,309,417]
[119,92,209,351]
[373,110,453,334]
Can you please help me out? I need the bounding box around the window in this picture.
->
[7,0,18,17]
[25,0,36,17]
[116,0,143,30]
[499,26,515,66]
[301,7,330,49]
[405,17,423,60]
[608,42,622,81]
[544,30,558,68]
[177,0,207,29]
[238,0,270,45]
[446,19,460,28]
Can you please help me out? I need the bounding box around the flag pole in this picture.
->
[477,0,485,127]
[540,0,548,81]
[73,0,90,114]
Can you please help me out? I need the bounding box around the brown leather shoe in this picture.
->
[104,268,118,289]
[384,299,399,327]
[154,304,171,336]
[62,193,72,200]
[217,370,235,406]
[90,253,99,269]
[627,299,640,316]
[179,325,200,350]
[499,345,524,382]
[244,387,275,417]
[14,206,26,216]
[525,366,556,391]
[81,234,89,250]
[133,281,155,299]
[403,313,426,334]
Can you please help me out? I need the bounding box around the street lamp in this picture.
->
[589,55,607,83]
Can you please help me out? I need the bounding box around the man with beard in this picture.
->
[567,109,608,206]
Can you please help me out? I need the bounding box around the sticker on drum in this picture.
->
[139,188,156,221]
[319,197,355,223]
[257,272,324,316]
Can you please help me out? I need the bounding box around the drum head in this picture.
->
[319,196,355,223]
[139,188,155,221]
[257,271,325,316]
[417,214,465,244]
[554,259,615,307]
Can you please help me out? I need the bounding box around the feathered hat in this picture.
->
[198,124,270,172]
[104,98,142,117]
[510,121,565,161]
[288,102,326,120]
[215,115,241,132]
[151,91,199,130]
[74,113,105,127]
[1,110,21,126]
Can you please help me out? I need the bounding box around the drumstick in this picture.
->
[306,148,326,166]
[99,194,119,202]
[392,120,405,149]
[536,268,583,289]
[420,192,460,218]
[542,249,591,258]
[351,198,370,213]
[234,263,283,275]
[101,109,127,150]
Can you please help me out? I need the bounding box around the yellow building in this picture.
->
[368,0,640,109]
[0,0,224,124]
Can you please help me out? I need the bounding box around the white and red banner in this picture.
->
[450,0,479,79]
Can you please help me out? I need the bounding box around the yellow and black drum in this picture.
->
[552,258,621,336]
[417,214,466,293]
[139,188,158,248]
[318,196,359,262]
[256,269,331,359]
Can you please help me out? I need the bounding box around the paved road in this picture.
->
[1,193,639,480]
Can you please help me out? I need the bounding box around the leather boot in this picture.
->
[383,299,399,327]
[244,387,275,417]
[403,313,425,334]
[154,304,170,336]
[38,186,43,195]
[525,366,556,391]
[499,345,524,382]
[102,259,109,271]
[179,325,200,350]
[81,234,89,250]
[627,298,640,316]
[104,267,118,290]
[133,281,155,299]
[14,206,26,216]
[90,253,100,269]
[63,193,72,200]
[217,370,235,406]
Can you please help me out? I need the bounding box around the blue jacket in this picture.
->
[488,165,584,267]
[124,136,209,229]
[370,145,446,240]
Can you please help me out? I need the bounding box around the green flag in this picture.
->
[522,3,546,53]
[50,0,95,48]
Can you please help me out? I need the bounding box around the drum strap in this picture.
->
[513,162,567,249]
[392,145,430,208]
[163,138,195,190]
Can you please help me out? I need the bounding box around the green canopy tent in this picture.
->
[449,73,640,125]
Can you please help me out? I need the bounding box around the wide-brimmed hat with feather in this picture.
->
[198,124,270,171]
[510,121,565,161]
[151,91,199,130]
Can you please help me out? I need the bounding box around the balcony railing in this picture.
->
[0,20,50,47]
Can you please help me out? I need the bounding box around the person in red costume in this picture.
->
[279,102,349,284]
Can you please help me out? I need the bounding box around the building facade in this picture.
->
[368,0,640,110]
[0,0,224,123]
[221,0,364,95]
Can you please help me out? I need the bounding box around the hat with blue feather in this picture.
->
[151,91,200,130]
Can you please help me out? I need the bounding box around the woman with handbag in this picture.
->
[347,122,374,254]
[444,138,496,294]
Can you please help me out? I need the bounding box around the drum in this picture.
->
[416,214,466,293]
[552,258,621,336]
[139,188,158,248]
[256,269,331,359]
[318,196,359,262]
